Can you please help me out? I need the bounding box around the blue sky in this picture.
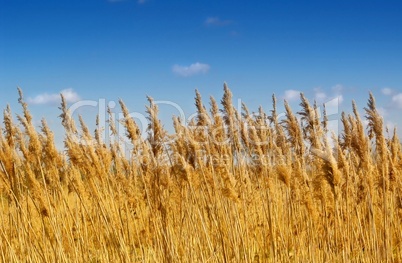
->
[1,0,402,146]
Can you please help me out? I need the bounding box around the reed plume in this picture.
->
[0,87,401,262]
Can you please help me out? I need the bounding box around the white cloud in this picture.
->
[28,88,81,105]
[283,90,300,102]
[331,84,343,93]
[325,95,344,107]
[204,17,233,26]
[172,62,210,77]
[382,88,393,96]
[385,121,397,131]
[377,107,388,117]
[314,85,344,108]
[315,91,326,101]
[392,93,402,109]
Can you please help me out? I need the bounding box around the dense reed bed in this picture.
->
[1,85,401,262]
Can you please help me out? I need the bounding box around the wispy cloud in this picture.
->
[137,0,147,4]
[377,107,388,117]
[385,120,397,131]
[331,84,343,94]
[382,87,393,96]
[204,17,233,27]
[392,93,402,109]
[172,62,210,77]
[325,95,344,107]
[314,88,327,101]
[283,90,301,102]
[28,88,81,105]
[313,85,344,107]
[379,87,402,110]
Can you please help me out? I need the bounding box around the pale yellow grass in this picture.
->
[0,86,401,262]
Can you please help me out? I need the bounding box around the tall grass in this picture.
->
[1,86,401,262]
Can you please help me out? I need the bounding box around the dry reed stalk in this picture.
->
[282,100,305,168]
[270,94,289,156]
[118,99,144,167]
[1,87,402,262]
[365,92,391,259]
[298,93,323,151]
[146,96,167,160]
[221,83,241,154]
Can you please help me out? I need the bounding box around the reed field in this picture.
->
[1,85,402,262]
